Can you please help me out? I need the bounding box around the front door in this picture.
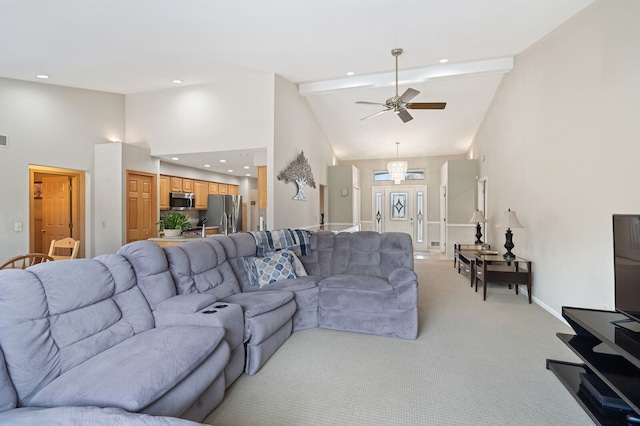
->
[372,185,428,251]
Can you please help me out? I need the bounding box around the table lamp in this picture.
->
[469,210,487,245]
[496,208,523,259]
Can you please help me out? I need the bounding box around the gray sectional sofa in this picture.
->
[0,230,417,424]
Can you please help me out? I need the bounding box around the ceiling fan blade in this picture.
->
[406,102,447,110]
[360,108,391,121]
[398,88,420,103]
[356,101,386,106]
[396,108,413,123]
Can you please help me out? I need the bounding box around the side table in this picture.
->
[453,242,487,269]
[474,254,532,303]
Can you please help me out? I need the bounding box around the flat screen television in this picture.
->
[613,214,640,324]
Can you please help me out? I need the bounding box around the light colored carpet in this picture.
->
[204,255,593,425]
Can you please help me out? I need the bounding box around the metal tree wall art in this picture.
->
[277,151,316,200]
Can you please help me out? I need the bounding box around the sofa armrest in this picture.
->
[388,268,418,289]
[156,293,218,314]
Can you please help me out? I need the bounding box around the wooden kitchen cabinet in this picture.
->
[182,178,194,193]
[228,185,238,195]
[218,184,228,194]
[194,180,208,210]
[257,166,267,209]
[208,182,219,195]
[159,175,169,210]
[170,176,182,192]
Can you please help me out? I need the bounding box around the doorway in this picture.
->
[29,165,85,258]
[371,185,427,251]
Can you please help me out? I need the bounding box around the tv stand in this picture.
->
[547,307,640,425]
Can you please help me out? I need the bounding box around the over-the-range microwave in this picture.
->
[169,192,195,210]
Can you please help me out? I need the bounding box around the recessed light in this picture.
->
[439,59,449,63]
[243,166,250,169]
[171,157,179,161]
[227,169,233,173]
[245,174,251,177]
[204,164,211,168]
[172,79,183,84]
[219,159,227,163]
[346,71,355,76]
[36,74,50,79]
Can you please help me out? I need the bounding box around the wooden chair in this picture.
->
[0,253,54,269]
[48,237,80,260]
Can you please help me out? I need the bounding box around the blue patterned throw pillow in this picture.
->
[252,251,297,287]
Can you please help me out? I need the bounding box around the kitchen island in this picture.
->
[149,226,219,247]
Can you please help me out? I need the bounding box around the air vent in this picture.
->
[0,135,7,148]
[430,241,440,247]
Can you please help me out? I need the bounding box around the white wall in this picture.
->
[125,75,275,155]
[468,0,640,317]
[273,75,337,229]
[0,78,124,261]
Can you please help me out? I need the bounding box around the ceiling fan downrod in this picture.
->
[391,48,403,99]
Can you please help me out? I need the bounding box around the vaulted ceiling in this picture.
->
[0,0,595,172]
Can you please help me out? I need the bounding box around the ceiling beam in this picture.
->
[298,57,514,96]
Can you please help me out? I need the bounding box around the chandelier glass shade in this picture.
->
[387,142,407,184]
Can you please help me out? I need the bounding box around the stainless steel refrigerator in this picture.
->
[205,195,242,235]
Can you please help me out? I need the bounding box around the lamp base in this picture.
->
[503,228,516,259]
[474,223,483,245]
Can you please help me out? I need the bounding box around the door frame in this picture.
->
[29,165,85,258]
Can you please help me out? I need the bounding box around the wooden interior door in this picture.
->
[42,175,71,250]
[127,171,157,243]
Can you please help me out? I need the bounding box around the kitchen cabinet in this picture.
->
[182,178,194,193]
[170,176,182,192]
[194,180,208,210]
[218,184,228,195]
[208,182,219,195]
[159,175,169,210]
[228,185,238,195]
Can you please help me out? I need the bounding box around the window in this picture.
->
[374,169,425,182]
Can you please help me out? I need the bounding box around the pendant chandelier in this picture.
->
[387,142,407,184]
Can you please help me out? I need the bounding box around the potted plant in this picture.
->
[158,212,191,237]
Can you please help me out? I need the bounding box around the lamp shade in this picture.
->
[496,209,523,229]
[469,210,487,224]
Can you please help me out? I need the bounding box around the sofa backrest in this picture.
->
[299,231,335,278]
[211,233,262,292]
[331,231,413,278]
[118,240,178,310]
[164,238,241,298]
[0,255,154,407]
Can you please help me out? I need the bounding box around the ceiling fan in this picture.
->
[356,48,446,123]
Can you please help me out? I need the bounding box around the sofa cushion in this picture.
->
[320,274,392,291]
[0,348,16,412]
[164,239,241,299]
[0,256,155,406]
[27,326,225,411]
[252,251,297,287]
[118,241,178,310]
[0,406,205,426]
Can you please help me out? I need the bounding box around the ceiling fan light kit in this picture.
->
[356,48,446,123]
[387,142,407,184]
